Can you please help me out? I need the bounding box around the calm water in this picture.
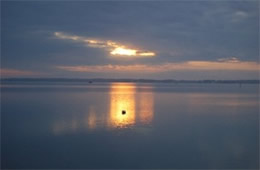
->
[1,82,259,169]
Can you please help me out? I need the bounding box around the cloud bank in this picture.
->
[0,69,38,77]
[57,58,259,73]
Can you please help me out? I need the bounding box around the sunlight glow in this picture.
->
[138,52,156,56]
[54,32,156,58]
[110,47,137,56]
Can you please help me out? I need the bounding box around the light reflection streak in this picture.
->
[108,83,136,128]
[138,92,154,124]
[107,83,154,128]
[87,107,97,129]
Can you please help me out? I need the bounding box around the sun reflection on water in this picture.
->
[108,83,136,128]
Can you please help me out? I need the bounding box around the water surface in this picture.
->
[1,82,259,169]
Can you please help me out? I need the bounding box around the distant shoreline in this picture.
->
[1,78,259,84]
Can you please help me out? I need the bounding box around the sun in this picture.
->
[110,47,137,56]
[109,46,155,57]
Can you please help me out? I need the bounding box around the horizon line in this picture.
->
[1,77,259,84]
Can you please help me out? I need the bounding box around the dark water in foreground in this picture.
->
[1,82,259,169]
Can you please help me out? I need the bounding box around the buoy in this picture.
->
[122,110,126,114]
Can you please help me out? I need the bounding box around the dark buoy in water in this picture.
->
[89,81,92,84]
[122,110,126,115]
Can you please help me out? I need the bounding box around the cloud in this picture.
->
[232,11,249,22]
[57,59,259,73]
[0,69,38,77]
[217,57,240,63]
[54,32,155,58]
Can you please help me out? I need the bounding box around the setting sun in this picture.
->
[110,47,156,57]
[110,47,137,56]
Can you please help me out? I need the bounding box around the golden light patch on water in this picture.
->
[108,83,136,128]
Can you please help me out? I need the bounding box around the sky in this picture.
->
[1,1,259,80]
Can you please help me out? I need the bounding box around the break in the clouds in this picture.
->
[54,32,155,58]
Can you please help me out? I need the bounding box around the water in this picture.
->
[1,82,259,169]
